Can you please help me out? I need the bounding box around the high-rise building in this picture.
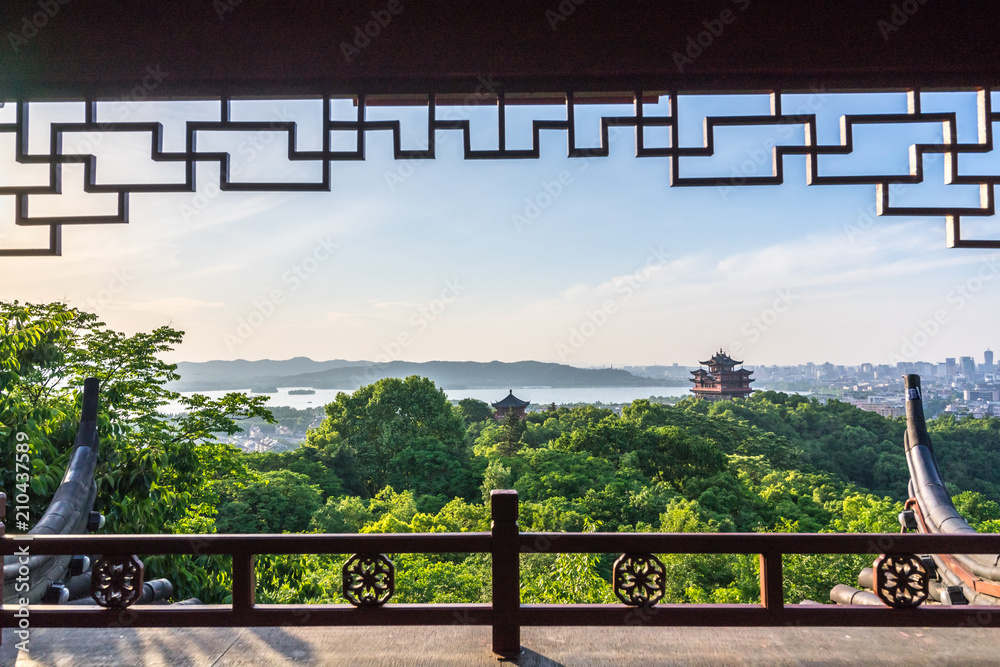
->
[961,356,976,377]
[985,349,995,373]
[946,358,957,376]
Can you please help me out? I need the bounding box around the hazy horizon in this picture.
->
[171,354,988,370]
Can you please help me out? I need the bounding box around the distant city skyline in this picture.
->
[2,93,999,367]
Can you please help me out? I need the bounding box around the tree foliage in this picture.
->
[456,398,493,425]
[8,303,1000,607]
[216,470,323,533]
[306,376,475,497]
[0,301,274,601]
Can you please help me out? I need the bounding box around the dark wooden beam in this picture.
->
[1,1,998,100]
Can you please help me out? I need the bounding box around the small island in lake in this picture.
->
[288,388,316,395]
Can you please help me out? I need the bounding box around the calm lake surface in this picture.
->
[162,386,693,412]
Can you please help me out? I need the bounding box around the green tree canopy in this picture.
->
[0,301,273,533]
[216,470,322,533]
[455,398,493,425]
[309,376,474,497]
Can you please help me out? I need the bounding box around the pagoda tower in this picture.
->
[492,390,530,420]
[689,349,754,401]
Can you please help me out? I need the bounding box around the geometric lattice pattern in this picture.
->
[3,90,1000,255]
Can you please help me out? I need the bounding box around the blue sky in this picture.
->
[1,92,998,367]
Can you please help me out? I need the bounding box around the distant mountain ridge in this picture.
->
[166,357,369,391]
[167,358,675,391]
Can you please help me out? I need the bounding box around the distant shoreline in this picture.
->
[161,385,694,412]
[166,358,689,393]
[173,382,688,392]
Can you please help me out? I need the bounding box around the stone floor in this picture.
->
[3,625,999,666]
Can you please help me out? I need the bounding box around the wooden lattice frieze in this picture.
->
[5,90,1000,255]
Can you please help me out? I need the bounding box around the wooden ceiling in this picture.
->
[1,1,998,99]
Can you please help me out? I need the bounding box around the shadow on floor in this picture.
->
[507,647,567,667]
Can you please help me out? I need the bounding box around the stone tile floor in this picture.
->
[3,625,998,666]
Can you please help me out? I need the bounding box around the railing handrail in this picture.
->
[518,531,1000,554]
[6,530,1000,556]
[0,532,492,556]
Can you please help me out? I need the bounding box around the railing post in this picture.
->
[491,490,521,659]
[232,551,256,616]
[759,551,784,615]
[1,492,5,648]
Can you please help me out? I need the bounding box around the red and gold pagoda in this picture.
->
[689,349,754,401]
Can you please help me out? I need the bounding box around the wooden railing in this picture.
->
[4,490,1000,658]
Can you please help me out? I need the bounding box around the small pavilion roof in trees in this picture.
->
[690,349,754,402]
[492,390,530,420]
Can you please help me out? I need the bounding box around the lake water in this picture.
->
[161,386,693,412]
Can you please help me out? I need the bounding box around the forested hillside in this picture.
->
[5,302,1000,606]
